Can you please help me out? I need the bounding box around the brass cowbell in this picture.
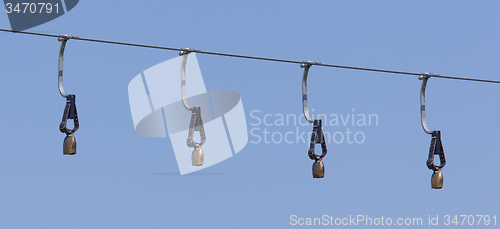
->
[191,148,204,166]
[312,160,324,178]
[63,134,76,155]
[431,171,443,189]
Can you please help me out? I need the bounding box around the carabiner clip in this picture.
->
[59,94,79,135]
[58,35,79,155]
[419,73,446,189]
[301,61,327,178]
[427,130,446,171]
[309,119,327,160]
[180,49,206,166]
[187,107,206,149]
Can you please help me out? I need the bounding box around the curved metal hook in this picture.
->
[180,48,198,111]
[58,35,76,98]
[419,73,437,135]
[301,61,320,123]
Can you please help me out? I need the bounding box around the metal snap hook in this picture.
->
[58,35,79,155]
[186,107,206,148]
[59,94,79,135]
[180,49,206,166]
[419,73,446,189]
[301,61,327,178]
[427,131,446,172]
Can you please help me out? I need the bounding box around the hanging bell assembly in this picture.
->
[309,119,327,178]
[180,49,206,166]
[58,35,79,155]
[301,61,328,178]
[420,73,446,189]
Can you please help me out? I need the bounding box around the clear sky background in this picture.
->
[0,1,499,228]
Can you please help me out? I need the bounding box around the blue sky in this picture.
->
[0,1,499,228]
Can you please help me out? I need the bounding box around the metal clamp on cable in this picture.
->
[58,35,79,155]
[301,61,327,178]
[179,48,200,56]
[419,73,446,189]
[180,49,206,166]
[57,34,78,42]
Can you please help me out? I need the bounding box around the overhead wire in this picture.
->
[1,28,499,84]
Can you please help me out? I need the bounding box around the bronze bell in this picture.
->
[191,148,204,166]
[431,171,443,189]
[312,161,324,178]
[63,134,76,155]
